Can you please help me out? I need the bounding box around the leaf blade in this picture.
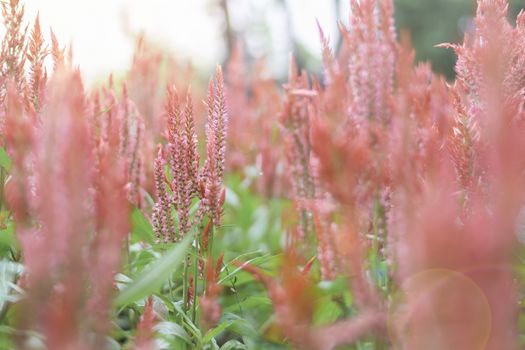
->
[0,148,11,171]
[115,234,193,306]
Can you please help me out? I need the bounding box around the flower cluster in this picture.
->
[239,1,525,349]
[152,66,228,242]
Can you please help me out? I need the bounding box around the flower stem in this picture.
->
[192,237,199,323]
[182,255,189,312]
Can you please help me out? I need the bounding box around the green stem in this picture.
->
[182,256,189,350]
[168,273,174,301]
[192,238,199,323]
[203,221,215,293]
[182,255,189,313]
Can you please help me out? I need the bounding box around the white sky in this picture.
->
[21,0,349,85]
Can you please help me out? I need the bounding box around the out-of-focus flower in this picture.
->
[7,68,130,350]
[133,297,158,350]
[200,254,223,331]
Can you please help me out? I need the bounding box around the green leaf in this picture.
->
[115,234,193,306]
[225,315,257,338]
[153,293,175,313]
[130,208,155,244]
[154,321,191,344]
[173,301,202,340]
[204,340,220,350]
[313,298,342,325]
[317,276,348,295]
[218,254,280,285]
[0,222,17,250]
[220,340,248,350]
[223,296,271,313]
[203,320,234,344]
[105,337,121,350]
[0,148,11,171]
[203,314,257,344]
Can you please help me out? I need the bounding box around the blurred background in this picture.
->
[20,0,525,85]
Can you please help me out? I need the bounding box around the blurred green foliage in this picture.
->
[395,0,525,79]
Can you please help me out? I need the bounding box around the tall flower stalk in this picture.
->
[151,65,228,340]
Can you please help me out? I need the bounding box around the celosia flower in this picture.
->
[8,68,130,350]
[200,254,223,330]
[202,66,228,226]
[165,86,194,238]
[280,57,316,241]
[0,0,27,98]
[152,146,174,242]
[152,66,228,243]
[133,297,158,350]
[50,29,66,71]
[26,14,47,113]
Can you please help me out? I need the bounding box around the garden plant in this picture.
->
[0,0,525,349]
